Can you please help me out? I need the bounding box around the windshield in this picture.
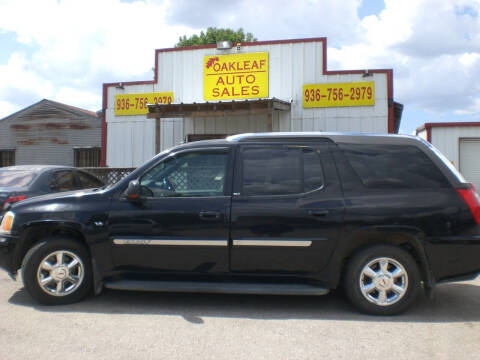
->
[0,170,36,188]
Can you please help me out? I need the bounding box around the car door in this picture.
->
[230,142,344,274]
[109,147,233,273]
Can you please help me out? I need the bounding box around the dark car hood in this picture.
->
[9,188,103,210]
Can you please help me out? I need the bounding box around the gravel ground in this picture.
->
[0,271,479,360]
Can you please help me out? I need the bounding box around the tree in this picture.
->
[176,27,257,47]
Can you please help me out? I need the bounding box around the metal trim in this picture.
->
[113,239,228,246]
[232,239,313,247]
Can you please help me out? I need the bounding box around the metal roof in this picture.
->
[0,99,99,122]
[147,98,291,119]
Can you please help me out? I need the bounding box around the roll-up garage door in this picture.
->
[460,139,480,191]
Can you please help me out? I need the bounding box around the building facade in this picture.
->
[0,99,101,167]
[103,37,402,167]
[416,122,480,190]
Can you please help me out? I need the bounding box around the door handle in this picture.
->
[199,211,222,221]
[307,209,330,217]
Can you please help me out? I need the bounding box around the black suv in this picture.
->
[1,133,479,315]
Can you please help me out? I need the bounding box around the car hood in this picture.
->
[9,188,103,210]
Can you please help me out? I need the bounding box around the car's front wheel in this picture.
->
[344,244,421,315]
[21,237,92,305]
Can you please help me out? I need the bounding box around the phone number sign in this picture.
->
[303,81,375,108]
[204,52,268,100]
[114,92,173,116]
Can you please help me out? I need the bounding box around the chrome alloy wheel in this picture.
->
[36,250,85,297]
[359,257,408,306]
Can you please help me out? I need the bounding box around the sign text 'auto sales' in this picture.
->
[203,52,269,100]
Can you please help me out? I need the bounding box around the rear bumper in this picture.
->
[426,235,480,283]
[437,271,479,284]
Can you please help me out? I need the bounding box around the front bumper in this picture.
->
[0,235,17,278]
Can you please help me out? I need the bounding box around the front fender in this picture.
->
[11,220,89,271]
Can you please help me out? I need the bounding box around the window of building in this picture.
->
[74,147,100,167]
[241,145,324,196]
[0,150,15,167]
[339,143,450,189]
[140,151,228,197]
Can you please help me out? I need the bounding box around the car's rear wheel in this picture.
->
[22,237,92,305]
[344,244,421,315]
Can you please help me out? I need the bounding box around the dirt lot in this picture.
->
[0,272,479,360]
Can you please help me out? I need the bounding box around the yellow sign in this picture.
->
[115,92,173,116]
[203,52,268,100]
[303,81,375,108]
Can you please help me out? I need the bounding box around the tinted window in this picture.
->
[303,148,324,192]
[340,144,450,189]
[140,151,228,197]
[51,171,78,192]
[77,171,103,189]
[0,170,36,188]
[241,146,324,196]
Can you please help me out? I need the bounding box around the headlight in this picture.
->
[0,211,15,234]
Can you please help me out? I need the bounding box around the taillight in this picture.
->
[456,184,480,225]
[1,195,27,210]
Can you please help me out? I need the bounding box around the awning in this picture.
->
[146,98,291,119]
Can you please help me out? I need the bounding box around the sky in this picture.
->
[0,0,479,135]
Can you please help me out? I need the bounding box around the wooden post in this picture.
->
[155,117,160,154]
[266,100,273,132]
[267,110,273,132]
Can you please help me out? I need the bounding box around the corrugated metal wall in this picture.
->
[459,139,480,190]
[416,129,427,141]
[106,40,389,167]
[0,100,100,166]
[432,126,480,169]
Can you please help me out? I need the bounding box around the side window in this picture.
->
[303,148,324,192]
[50,171,78,192]
[241,145,324,196]
[140,151,228,197]
[339,143,450,189]
[76,171,104,189]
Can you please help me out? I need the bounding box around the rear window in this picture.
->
[339,144,450,189]
[77,171,104,189]
[0,170,36,187]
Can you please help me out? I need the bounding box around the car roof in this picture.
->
[0,165,74,173]
[171,132,423,150]
[227,132,418,142]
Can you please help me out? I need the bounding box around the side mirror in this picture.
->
[125,180,141,201]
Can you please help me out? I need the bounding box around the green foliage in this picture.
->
[176,27,257,47]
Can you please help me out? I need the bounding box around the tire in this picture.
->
[21,237,93,305]
[344,244,421,315]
